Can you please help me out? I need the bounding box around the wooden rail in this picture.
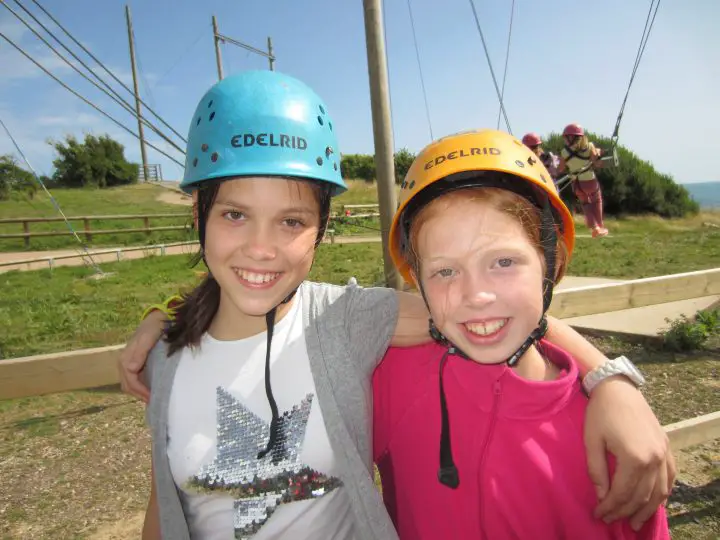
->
[548,268,720,319]
[0,213,190,247]
[1,344,716,450]
[0,213,371,248]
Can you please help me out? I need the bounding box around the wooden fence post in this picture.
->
[143,216,150,238]
[22,221,30,248]
[84,218,92,242]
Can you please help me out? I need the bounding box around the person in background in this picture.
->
[558,123,609,238]
[522,132,560,184]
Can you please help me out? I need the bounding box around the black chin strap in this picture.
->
[257,308,280,460]
[256,290,297,462]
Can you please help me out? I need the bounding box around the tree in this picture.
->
[340,149,417,183]
[50,134,139,188]
[393,148,415,184]
[0,154,37,201]
[544,132,698,218]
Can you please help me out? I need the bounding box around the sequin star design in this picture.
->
[188,388,342,539]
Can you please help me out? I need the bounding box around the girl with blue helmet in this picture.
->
[133,71,673,539]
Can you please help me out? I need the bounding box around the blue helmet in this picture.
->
[180,70,346,195]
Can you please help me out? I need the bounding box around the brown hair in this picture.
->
[405,187,568,284]
[165,177,332,355]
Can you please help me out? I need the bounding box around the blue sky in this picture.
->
[1,0,718,184]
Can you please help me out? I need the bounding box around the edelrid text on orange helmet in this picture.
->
[389,129,575,285]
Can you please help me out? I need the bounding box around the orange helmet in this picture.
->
[389,129,575,285]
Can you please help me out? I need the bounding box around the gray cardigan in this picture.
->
[144,281,400,539]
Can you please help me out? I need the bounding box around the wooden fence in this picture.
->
[0,213,191,247]
[0,267,718,450]
[0,212,381,248]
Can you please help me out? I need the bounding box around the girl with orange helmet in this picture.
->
[374,129,669,539]
[559,123,609,237]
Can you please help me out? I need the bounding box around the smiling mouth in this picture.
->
[464,318,508,336]
[232,268,282,285]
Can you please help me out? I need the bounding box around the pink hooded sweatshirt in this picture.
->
[373,340,669,539]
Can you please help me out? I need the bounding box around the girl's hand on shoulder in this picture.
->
[584,376,675,531]
[118,310,167,403]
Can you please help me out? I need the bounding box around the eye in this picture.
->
[434,268,456,279]
[283,217,306,228]
[222,210,245,222]
[496,257,514,268]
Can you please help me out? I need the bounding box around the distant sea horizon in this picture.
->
[683,181,720,209]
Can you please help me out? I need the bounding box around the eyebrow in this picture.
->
[422,241,529,264]
[214,199,317,215]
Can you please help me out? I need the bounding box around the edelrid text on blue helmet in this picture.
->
[181,70,346,195]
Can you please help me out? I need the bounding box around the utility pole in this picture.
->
[125,5,149,182]
[212,17,276,75]
[362,0,402,290]
[267,37,275,71]
[212,15,224,81]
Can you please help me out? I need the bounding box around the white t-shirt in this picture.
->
[167,294,355,539]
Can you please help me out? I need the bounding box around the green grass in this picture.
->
[0,184,194,252]
[0,243,384,359]
[569,212,720,278]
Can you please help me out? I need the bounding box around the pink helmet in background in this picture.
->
[563,123,585,137]
[521,132,543,147]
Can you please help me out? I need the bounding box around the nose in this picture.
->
[462,271,497,308]
[241,222,277,262]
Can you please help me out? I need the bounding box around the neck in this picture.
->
[208,292,295,341]
[512,344,559,381]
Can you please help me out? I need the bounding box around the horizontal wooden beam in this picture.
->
[549,268,720,319]
[1,348,719,452]
[341,203,379,209]
[664,411,720,451]
[0,346,122,400]
[0,224,191,240]
[0,213,188,224]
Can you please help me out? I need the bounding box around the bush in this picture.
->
[50,134,139,188]
[0,154,38,201]
[661,308,719,352]
[340,154,376,182]
[340,149,416,183]
[393,148,415,184]
[543,132,698,218]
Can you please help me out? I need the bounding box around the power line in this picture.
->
[0,31,185,167]
[406,0,433,140]
[496,0,515,130]
[27,0,187,144]
[131,24,158,114]
[467,0,512,134]
[611,0,661,145]
[151,25,208,91]
[2,1,184,154]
